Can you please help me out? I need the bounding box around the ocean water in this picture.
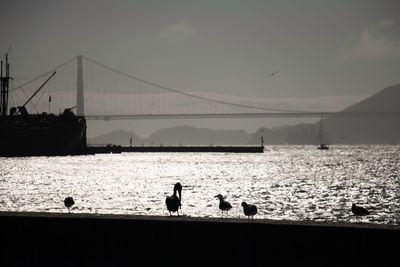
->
[1,145,399,225]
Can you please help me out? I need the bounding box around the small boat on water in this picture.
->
[317,117,329,150]
[318,143,329,150]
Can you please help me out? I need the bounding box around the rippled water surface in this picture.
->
[1,145,400,224]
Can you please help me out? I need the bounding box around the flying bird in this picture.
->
[166,182,182,216]
[351,203,370,216]
[64,197,75,213]
[215,194,232,216]
[241,202,258,221]
[269,70,278,76]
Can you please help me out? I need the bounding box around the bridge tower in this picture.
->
[76,55,84,116]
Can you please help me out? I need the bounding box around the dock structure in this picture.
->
[86,145,265,154]
[0,212,398,266]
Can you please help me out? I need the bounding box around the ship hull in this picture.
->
[0,114,87,157]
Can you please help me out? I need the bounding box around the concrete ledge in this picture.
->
[1,212,399,266]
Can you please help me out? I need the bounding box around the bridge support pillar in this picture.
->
[76,55,84,116]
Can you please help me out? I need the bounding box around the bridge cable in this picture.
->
[83,56,310,113]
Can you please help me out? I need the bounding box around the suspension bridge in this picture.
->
[9,55,400,120]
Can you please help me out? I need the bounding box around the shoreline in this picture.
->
[1,211,399,266]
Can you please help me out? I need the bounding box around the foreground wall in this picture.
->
[0,212,398,266]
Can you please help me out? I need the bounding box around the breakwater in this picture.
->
[87,145,264,154]
[0,212,398,266]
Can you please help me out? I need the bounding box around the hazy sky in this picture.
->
[1,0,400,136]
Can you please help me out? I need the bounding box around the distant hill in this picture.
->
[247,126,290,145]
[248,84,400,145]
[88,126,252,146]
[247,124,320,145]
[145,126,251,145]
[337,84,400,113]
[324,84,400,144]
[88,130,142,146]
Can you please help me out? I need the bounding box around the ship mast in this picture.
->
[318,116,323,145]
[0,53,11,117]
[21,71,56,108]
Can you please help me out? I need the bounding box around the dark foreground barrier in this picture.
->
[1,212,399,266]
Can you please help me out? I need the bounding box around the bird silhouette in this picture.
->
[64,197,75,213]
[241,202,258,221]
[270,70,278,76]
[351,203,370,216]
[214,194,232,217]
[166,182,182,216]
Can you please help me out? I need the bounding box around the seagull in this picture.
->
[351,203,370,216]
[214,194,232,217]
[64,197,75,213]
[270,70,278,76]
[241,202,258,222]
[166,182,182,216]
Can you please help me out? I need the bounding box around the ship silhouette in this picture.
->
[0,53,87,157]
